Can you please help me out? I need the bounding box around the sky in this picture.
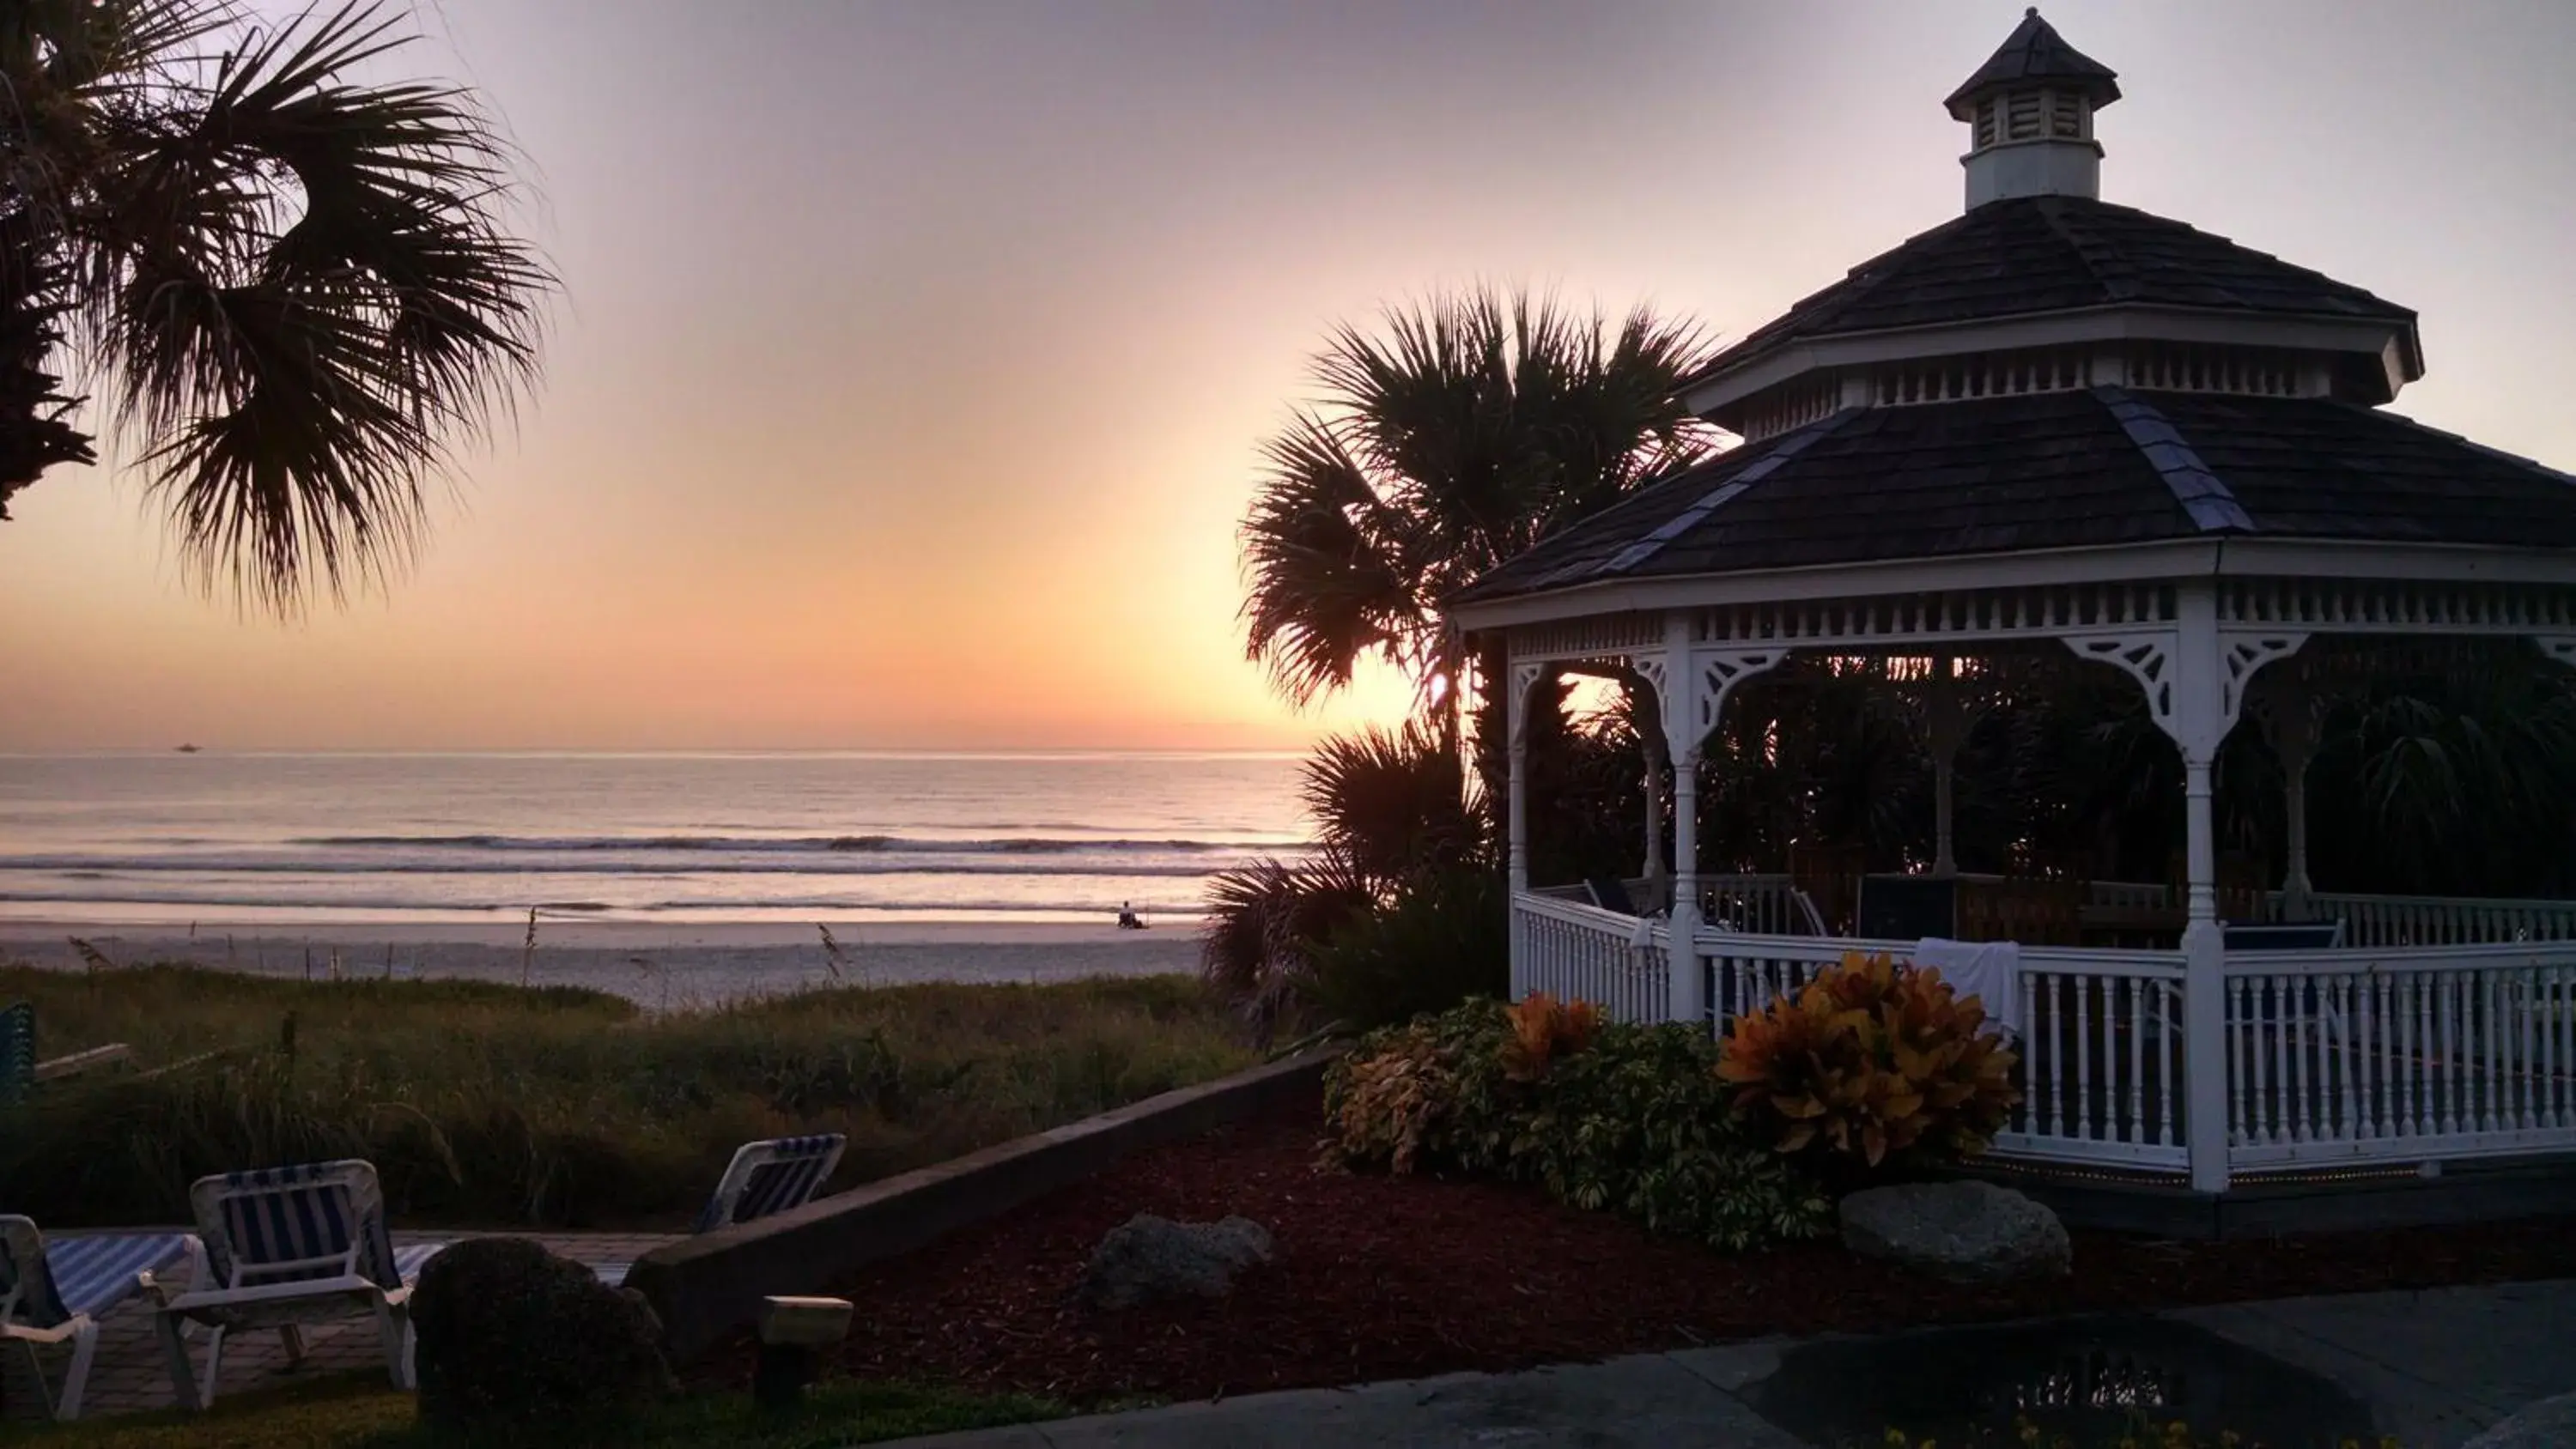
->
[4,0,2574,752]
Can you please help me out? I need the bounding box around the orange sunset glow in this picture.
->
[5,0,2573,750]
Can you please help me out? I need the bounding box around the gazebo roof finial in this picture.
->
[1947,9,2122,210]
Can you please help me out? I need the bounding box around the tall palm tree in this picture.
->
[0,0,550,611]
[1238,288,1719,716]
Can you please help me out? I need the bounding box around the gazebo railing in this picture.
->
[1513,893,1666,1023]
[2282,893,2576,949]
[2223,943,2576,1167]
[1692,928,2190,1172]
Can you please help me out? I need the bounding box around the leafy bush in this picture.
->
[1297,865,1509,1033]
[1325,1000,1832,1252]
[1716,952,2019,1173]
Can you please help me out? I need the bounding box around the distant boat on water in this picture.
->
[174,743,202,754]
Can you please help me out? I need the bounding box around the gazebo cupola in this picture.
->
[1454,9,2576,1206]
[1947,8,2122,210]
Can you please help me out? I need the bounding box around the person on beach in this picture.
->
[1116,901,1146,930]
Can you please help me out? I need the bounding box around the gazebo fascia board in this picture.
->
[1454,540,2576,636]
[1682,305,2419,417]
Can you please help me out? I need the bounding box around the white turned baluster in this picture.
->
[2362,974,2383,1139]
[2554,967,2568,1128]
[2160,979,2178,1148]
[2412,973,2432,1137]
[2288,975,2311,1143]
[2038,974,2059,1138]
[2125,976,2144,1143]
[2485,970,2504,1132]
[2227,976,2249,1146]
[2439,974,2459,1137]
[2023,970,2041,1137]
[2255,974,2275,1144]
[2075,977,2094,1140]
[2339,983,2360,1137]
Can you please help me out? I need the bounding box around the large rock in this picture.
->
[2465,1391,2576,1448]
[1838,1180,2071,1283]
[411,1236,675,1441]
[1077,1213,1273,1310]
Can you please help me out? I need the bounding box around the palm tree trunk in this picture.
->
[0,214,94,518]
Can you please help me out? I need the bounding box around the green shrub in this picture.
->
[1325,1000,1832,1252]
[1297,865,1510,1033]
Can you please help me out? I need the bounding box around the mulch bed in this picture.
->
[693,1101,2576,1405]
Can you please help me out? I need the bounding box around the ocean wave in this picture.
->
[288,833,1309,855]
[0,888,1202,916]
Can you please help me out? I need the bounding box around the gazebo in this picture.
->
[1450,10,2576,1204]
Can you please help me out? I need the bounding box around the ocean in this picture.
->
[0,751,1309,927]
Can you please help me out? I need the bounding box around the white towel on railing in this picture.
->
[1914,937,2023,1038]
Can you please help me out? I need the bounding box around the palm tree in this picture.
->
[1200,721,1489,1039]
[1238,288,1719,718]
[0,0,550,612]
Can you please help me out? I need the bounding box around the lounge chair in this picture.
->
[144,1160,447,1410]
[595,1133,846,1285]
[1,1217,199,1420]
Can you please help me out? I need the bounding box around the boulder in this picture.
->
[1077,1213,1273,1310]
[411,1236,675,1441]
[1838,1180,2071,1283]
[2465,1391,2576,1448]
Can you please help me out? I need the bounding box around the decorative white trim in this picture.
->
[1674,650,1789,763]
[1698,581,2176,649]
[1505,661,1546,752]
[2218,632,2309,735]
[2065,632,2177,733]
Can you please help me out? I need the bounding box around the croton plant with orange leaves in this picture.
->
[1715,951,2020,1169]
[1499,991,1604,1081]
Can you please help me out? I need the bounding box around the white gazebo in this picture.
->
[1450,10,2576,1201]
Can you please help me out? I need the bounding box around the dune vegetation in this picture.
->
[0,964,1250,1229]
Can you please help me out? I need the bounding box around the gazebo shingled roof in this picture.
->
[1457,390,2576,599]
[1686,196,2420,388]
[1942,7,2121,115]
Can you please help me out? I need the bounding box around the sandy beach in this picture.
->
[0,918,1204,1009]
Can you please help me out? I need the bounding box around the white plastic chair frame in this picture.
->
[145,1160,440,1410]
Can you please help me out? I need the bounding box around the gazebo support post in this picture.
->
[1504,661,1541,898]
[2172,585,2232,1195]
[1504,658,1541,1001]
[1663,617,1704,1027]
[1925,654,1967,878]
[1655,626,1789,1031]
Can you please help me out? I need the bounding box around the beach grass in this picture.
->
[0,963,1251,1228]
[7,1370,1066,1448]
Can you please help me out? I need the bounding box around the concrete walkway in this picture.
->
[888,1278,2576,1449]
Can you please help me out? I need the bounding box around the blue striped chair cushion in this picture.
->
[46,1234,191,1320]
[693,1133,844,1233]
[392,1242,445,1284]
[202,1162,401,1290]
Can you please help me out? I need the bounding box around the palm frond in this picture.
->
[40,0,552,612]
